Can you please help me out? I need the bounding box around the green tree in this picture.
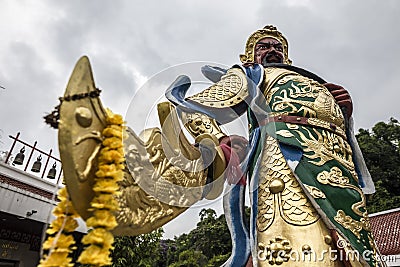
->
[356,117,400,212]
[189,208,232,259]
[169,249,208,267]
[111,228,164,267]
[366,180,400,213]
[206,254,231,267]
[165,208,233,266]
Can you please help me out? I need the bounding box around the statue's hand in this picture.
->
[219,135,248,162]
[218,135,248,185]
[324,83,353,119]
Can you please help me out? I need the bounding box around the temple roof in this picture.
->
[370,207,400,255]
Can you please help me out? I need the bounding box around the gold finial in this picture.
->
[240,25,292,65]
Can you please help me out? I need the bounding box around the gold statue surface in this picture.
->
[58,56,226,236]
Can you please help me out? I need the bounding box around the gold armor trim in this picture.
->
[270,73,345,130]
[304,184,326,199]
[257,135,320,232]
[256,136,342,267]
[181,111,226,140]
[240,25,292,65]
[317,167,367,217]
[263,68,296,101]
[180,111,227,200]
[258,236,292,265]
[334,210,372,241]
[277,127,356,179]
[187,68,249,108]
[307,118,346,140]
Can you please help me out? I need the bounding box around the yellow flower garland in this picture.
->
[38,109,124,267]
[38,186,79,267]
[77,109,124,266]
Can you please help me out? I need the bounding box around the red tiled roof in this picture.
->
[370,208,400,255]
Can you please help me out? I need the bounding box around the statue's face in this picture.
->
[255,37,284,65]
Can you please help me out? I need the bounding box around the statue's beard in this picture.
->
[261,51,284,66]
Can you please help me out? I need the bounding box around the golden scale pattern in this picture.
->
[257,135,320,232]
[187,68,248,108]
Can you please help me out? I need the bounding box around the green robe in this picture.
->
[246,66,379,266]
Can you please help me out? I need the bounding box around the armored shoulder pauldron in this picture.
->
[187,67,250,108]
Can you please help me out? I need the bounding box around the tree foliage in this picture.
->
[164,208,232,266]
[107,208,233,266]
[356,117,400,212]
[169,249,208,267]
[110,228,164,267]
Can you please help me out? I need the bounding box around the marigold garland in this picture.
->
[38,186,79,267]
[77,109,124,266]
[38,109,124,267]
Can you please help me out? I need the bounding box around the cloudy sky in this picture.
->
[0,0,399,238]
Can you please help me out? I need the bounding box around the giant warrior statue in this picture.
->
[49,25,384,266]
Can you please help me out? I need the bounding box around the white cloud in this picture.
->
[284,0,313,8]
